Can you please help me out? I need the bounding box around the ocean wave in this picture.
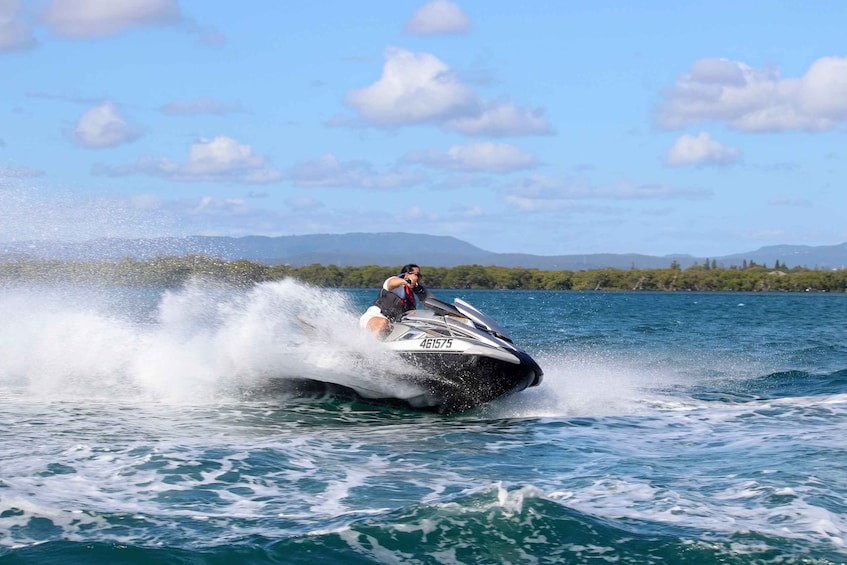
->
[688,369,847,404]
[4,483,843,564]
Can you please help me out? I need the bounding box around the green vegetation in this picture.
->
[2,255,846,292]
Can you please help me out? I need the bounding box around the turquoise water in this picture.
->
[1,281,846,564]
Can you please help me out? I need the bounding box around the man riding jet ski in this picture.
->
[257,266,542,414]
[375,293,544,413]
[359,264,428,336]
[348,264,543,413]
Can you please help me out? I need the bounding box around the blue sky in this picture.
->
[2,1,846,257]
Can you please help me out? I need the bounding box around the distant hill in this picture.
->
[719,243,847,270]
[2,233,845,270]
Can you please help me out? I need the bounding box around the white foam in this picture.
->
[0,279,411,402]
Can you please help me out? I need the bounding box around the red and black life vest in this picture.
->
[373,281,416,322]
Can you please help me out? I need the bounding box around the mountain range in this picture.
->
[2,234,846,271]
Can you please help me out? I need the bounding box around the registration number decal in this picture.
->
[420,338,453,349]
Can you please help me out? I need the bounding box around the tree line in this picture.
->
[2,255,846,292]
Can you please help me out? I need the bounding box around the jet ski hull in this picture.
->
[265,349,541,414]
[396,348,543,413]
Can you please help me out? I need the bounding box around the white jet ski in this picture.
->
[275,293,543,414]
[376,294,544,413]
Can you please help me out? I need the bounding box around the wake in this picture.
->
[0,279,408,403]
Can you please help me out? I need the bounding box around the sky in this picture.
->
[1,0,846,258]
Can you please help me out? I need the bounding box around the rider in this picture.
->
[359,264,427,336]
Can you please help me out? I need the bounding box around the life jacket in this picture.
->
[373,278,416,322]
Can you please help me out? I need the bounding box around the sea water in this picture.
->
[1,280,845,564]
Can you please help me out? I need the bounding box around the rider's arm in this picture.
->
[385,275,414,291]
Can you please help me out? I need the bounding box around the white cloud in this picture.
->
[158,195,294,235]
[406,142,538,172]
[343,47,552,137]
[596,181,712,200]
[656,56,847,131]
[404,0,471,36]
[664,132,740,167]
[507,175,712,207]
[445,101,552,137]
[344,47,477,126]
[0,0,37,51]
[285,197,323,212]
[40,0,181,38]
[461,205,484,218]
[184,136,263,174]
[287,153,426,189]
[159,97,244,116]
[286,154,371,187]
[99,136,282,184]
[797,56,847,120]
[191,195,250,216]
[70,102,143,148]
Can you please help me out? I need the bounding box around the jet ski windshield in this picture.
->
[421,296,464,318]
[418,296,512,342]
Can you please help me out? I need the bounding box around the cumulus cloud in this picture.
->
[664,132,740,167]
[40,0,181,38]
[404,0,471,36]
[0,0,37,51]
[70,102,143,148]
[342,47,552,136]
[344,47,477,126]
[287,153,426,189]
[798,56,847,119]
[159,97,244,116]
[656,56,847,131]
[405,142,538,172]
[98,136,282,183]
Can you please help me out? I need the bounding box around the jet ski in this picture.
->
[377,294,544,413]
[277,294,543,414]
